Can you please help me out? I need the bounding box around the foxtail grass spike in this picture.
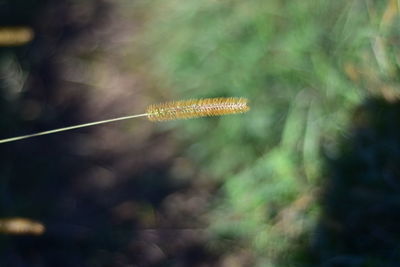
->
[0,97,249,144]
[146,97,249,121]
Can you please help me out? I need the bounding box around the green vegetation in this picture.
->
[126,0,400,265]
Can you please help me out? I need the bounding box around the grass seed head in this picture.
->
[146,97,249,121]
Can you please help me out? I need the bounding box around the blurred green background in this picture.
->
[0,0,400,266]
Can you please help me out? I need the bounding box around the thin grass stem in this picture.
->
[0,113,148,144]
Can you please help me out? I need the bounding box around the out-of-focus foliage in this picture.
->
[126,0,400,265]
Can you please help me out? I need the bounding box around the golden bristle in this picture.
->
[146,97,249,121]
[0,217,45,235]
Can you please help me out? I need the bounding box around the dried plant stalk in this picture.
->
[0,97,249,144]
[0,217,45,235]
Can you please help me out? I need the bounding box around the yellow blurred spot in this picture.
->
[0,217,45,235]
[343,62,360,83]
[0,27,34,46]
[379,85,400,102]
[381,0,398,29]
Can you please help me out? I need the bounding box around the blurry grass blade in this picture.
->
[281,92,308,149]
[0,27,34,46]
[303,99,321,183]
[371,36,392,75]
[380,0,398,29]
[0,217,45,235]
